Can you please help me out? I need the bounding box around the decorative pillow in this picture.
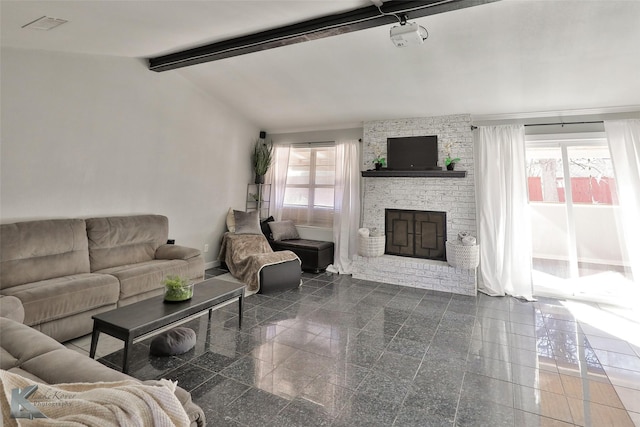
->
[260,216,274,239]
[226,208,236,232]
[233,210,261,235]
[268,220,300,241]
[149,327,196,356]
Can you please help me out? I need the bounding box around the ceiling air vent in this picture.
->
[22,16,68,31]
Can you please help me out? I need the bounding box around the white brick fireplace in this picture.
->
[352,114,478,296]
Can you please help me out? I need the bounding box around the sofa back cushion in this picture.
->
[86,215,168,271]
[0,219,91,290]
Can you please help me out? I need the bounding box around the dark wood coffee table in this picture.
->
[89,278,244,373]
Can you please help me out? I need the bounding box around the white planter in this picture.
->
[446,240,479,269]
[359,235,386,257]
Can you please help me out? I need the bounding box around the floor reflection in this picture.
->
[87,268,640,426]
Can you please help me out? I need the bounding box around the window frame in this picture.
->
[525,132,614,206]
[525,131,618,279]
[282,142,336,227]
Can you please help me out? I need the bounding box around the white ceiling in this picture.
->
[2,0,640,133]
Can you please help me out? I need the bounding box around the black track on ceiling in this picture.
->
[148,0,497,72]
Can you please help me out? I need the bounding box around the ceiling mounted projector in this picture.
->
[390,22,428,47]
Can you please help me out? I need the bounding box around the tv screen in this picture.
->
[387,136,439,170]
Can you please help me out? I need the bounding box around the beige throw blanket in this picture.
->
[219,233,300,292]
[0,370,190,426]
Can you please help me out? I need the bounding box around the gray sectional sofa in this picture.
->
[0,296,205,426]
[0,214,204,342]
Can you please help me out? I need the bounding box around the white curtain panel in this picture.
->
[474,125,533,299]
[605,119,640,282]
[327,139,361,274]
[268,144,290,221]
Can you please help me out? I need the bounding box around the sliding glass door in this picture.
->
[525,133,633,304]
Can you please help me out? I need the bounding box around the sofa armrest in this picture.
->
[155,244,201,260]
[0,295,25,323]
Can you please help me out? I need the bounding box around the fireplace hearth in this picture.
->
[385,209,446,261]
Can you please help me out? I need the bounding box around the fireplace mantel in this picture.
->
[361,170,466,178]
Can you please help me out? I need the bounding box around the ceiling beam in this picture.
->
[148,0,497,72]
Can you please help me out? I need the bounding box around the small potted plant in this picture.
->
[252,139,273,184]
[445,156,461,171]
[444,142,460,171]
[373,152,386,170]
[163,275,194,302]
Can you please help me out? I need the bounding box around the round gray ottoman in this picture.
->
[150,327,196,356]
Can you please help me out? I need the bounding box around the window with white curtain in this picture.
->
[281,143,336,228]
[525,131,634,303]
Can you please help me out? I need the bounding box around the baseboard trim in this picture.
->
[204,260,221,270]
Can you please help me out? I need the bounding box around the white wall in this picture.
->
[1,47,258,266]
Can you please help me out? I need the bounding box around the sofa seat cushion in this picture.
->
[0,317,64,370]
[1,273,119,327]
[97,259,195,300]
[1,316,132,384]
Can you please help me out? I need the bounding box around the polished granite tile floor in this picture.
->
[68,268,640,426]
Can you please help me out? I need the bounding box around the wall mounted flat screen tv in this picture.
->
[387,135,439,170]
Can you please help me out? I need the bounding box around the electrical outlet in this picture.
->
[204,244,209,253]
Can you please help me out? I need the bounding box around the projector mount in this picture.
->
[374,3,429,47]
[390,20,429,47]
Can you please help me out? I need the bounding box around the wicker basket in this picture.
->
[359,235,386,257]
[446,240,479,269]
